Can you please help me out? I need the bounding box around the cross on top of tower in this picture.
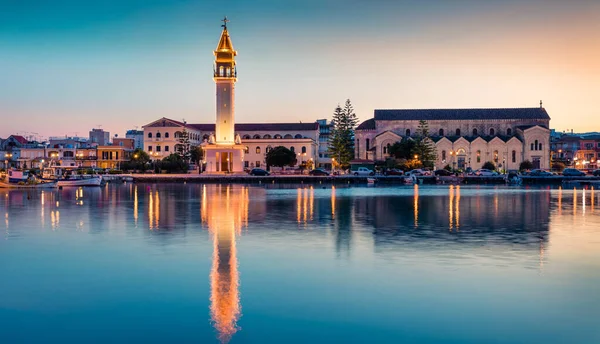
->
[221,16,229,29]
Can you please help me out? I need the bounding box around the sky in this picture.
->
[1,0,599,140]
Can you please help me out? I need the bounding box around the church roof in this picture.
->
[215,28,236,54]
[374,108,551,121]
[187,123,319,132]
[356,118,375,130]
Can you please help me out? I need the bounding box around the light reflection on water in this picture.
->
[0,184,599,343]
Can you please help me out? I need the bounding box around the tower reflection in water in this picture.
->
[201,185,248,343]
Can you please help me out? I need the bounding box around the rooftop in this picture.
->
[374,107,551,121]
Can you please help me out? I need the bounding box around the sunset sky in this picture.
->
[1,0,599,140]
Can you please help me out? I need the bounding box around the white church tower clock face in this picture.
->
[213,16,237,145]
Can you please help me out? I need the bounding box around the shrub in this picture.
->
[443,164,452,171]
[108,170,124,175]
[519,160,534,171]
[482,161,496,170]
[552,162,566,172]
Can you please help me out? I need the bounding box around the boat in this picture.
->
[42,166,103,187]
[1,170,57,188]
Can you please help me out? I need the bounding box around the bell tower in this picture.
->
[214,16,237,145]
[202,17,245,174]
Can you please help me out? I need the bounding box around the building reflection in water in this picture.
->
[296,186,314,224]
[413,184,419,227]
[202,185,248,343]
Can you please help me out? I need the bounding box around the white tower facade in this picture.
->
[202,17,245,173]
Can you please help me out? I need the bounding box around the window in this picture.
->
[493,150,498,163]
[253,134,261,139]
[165,146,169,152]
[156,146,161,152]
[256,147,261,154]
[472,128,478,136]
[301,146,307,154]
[243,135,251,139]
[477,150,481,163]
[295,134,303,139]
[456,129,461,136]
[356,139,359,155]
[290,146,295,153]
[255,161,261,168]
[165,132,169,138]
[406,129,411,136]
[512,150,516,163]
[507,128,512,136]
[439,129,444,136]
[535,140,539,150]
[284,134,293,139]
[489,128,495,136]
[274,134,282,139]
[244,161,249,168]
[219,66,224,76]
[366,138,370,151]
[539,143,542,151]
[531,143,534,150]
[148,146,152,152]
[263,134,272,139]
[384,143,391,155]
[244,146,249,154]
[148,133,152,138]
[442,150,446,161]
[266,146,272,153]
[156,132,161,139]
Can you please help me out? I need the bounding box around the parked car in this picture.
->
[593,169,600,177]
[249,168,270,176]
[529,169,553,177]
[562,168,586,177]
[434,169,453,176]
[309,168,329,176]
[384,169,404,176]
[475,169,498,177]
[353,167,375,176]
[405,169,426,177]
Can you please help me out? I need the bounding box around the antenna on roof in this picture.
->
[540,100,543,108]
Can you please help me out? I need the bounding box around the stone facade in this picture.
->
[356,107,551,170]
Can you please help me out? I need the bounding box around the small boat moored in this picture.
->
[42,166,103,187]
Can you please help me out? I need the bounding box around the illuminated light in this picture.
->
[455,185,461,230]
[573,187,577,216]
[149,190,154,230]
[414,184,419,227]
[297,188,302,223]
[309,186,314,221]
[591,187,595,212]
[303,187,308,224]
[56,201,59,207]
[558,186,562,215]
[133,186,138,225]
[331,186,336,218]
[582,188,586,214]
[449,185,454,231]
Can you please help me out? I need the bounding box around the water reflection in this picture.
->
[204,185,248,343]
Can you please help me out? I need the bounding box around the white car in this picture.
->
[475,169,498,177]
[353,167,375,176]
[406,169,426,177]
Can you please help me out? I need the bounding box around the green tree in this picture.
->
[159,154,189,173]
[519,160,534,171]
[122,148,150,172]
[413,120,437,168]
[176,123,191,162]
[482,161,496,170]
[328,99,359,170]
[388,138,416,160]
[189,146,204,165]
[266,146,297,168]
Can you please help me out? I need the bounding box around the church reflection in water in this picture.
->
[201,185,248,343]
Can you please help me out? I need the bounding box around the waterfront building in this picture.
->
[355,106,551,170]
[125,130,144,150]
[97,138,134,169]
[551,133,600,170]
[89,128,110,146]
[316,119,333,169]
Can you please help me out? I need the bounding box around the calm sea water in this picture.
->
[1,184,599,343]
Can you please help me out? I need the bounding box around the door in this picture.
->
[532,157,541,169]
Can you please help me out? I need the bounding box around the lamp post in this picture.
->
[4,152,12,169]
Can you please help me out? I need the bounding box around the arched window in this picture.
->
[242,135,251,139]
[274,134,282,139]
[148,132,152,138]
[472,128,478,136]
[290,146,295,153]
[531,143,534,150]
[266,146,273,153]
[386,143,391,155]
[442,150,447,161]
[284,134,293,139]
[489,128,495,136]
[219,66,224,76]
[456,128,461,136]
[512,150,516,163]
[301,146,307,154]
[165,132,169,138]
[439,129,444,136]
[539,143,542,151]
[253,134,261,139]
[295,134,303,139]
[226,67,231,77]
[366,138,370,151]
[255,147,261,154]
[493,150,499,163]
[535,140,539,150]
[405,129,411,136]
[263,134,272,139]
[507,128,512,136]
[156,132,161,138]
[244,146,249,154]
[174,132,181,138]
[477,150,481,163]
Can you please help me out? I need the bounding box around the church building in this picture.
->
[355,106,551,170]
